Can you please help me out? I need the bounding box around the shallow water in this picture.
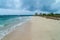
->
[0,15,31,40]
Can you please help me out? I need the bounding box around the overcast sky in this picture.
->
[0,0,60,15]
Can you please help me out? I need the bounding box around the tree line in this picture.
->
[35,13,60,17]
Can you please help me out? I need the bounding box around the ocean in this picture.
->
[0,15,31,40]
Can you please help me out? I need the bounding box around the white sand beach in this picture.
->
[2,16,60,40]
[31,17,60,40]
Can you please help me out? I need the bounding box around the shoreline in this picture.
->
[1,21,31,40]
[2,16,60,40]
[0,18,31,40]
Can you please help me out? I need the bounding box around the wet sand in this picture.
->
[2,21,31,40]
[2,16,60,40]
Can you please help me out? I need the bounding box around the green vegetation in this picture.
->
[34,12,60,20]
[35,12,60,17]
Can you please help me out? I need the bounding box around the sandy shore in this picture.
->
[2,16,60,40]
[31,17,60,40]
[2,21,31,40]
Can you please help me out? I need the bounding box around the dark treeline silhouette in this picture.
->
[35,12,60,20]
[35,12,60,17]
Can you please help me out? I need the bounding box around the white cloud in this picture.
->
[13,0,22,9]
[0,9,33,15]
[0,0,60,14]
[51,0,60,12]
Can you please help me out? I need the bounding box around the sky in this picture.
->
[0,0,60,15]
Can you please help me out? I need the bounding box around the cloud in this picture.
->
[22,0,36,11]
[0,0,60,13]
[0,8,33,15]
[51,0,60,12]
[0,0,22,9]
[38,0,56,12]
[22,0,57,12]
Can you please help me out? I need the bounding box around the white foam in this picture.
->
[0,17,31,40]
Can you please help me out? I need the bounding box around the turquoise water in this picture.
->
[0,15,31,40]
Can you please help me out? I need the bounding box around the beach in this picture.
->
[2,16,60,40]
[1,21,31,40]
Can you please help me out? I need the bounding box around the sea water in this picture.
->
[0,15,31,40]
